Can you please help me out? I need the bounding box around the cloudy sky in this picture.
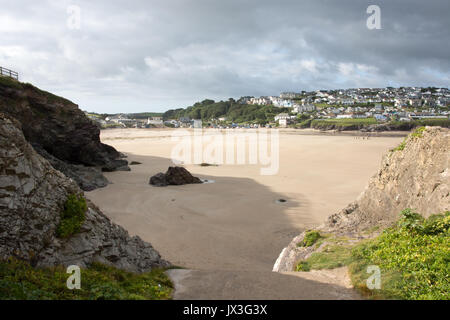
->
[1,0,449,113]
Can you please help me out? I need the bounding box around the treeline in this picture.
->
[163,99,290,124]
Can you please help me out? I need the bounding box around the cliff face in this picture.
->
[327,126,449,232]
[0,114,168,271]
[274,127,449,271]
[0,79,128,190]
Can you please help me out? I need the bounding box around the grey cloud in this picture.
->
[1,0,449,113]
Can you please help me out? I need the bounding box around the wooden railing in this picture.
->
[0,66,19,80]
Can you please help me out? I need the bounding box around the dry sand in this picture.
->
[86,128,403,299]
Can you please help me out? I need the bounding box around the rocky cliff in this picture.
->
[0,113,168,272]
[0,78,128,190]
[327,126,449,232]
[274,126,449,271]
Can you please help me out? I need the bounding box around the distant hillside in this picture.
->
[86,112,164,120]
[163,99,290,124]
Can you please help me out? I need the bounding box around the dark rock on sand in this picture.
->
[150,166,203,187]
[102,159,130,172]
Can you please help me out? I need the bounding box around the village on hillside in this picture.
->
[87,86,450,129]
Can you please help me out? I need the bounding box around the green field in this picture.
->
[310,118,377,130]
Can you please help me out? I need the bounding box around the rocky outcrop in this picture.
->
[0,80,129,190]
[327,126,449,232]
[150,166,203,186]
[0,114,169,272]
[274,127,449,272]
[31,143,109,191]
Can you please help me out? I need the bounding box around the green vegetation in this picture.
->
[392,126,426,152]
[22,82,74,105]
[392,137,407,152]
[0,75,22,89]
[123,112,164,119]
[0,258,172,300]
[56,194,87,238]
[0,77,75,106]
[296,245,354,271]
[295,209,450,299]
[410,126,426,138]
[163,99,290,124]
[295,118,313,128]
[297,230,322,247]
[310,118,377,130]
[388,118,450,129]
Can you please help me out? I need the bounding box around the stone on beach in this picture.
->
[149,166,203,187]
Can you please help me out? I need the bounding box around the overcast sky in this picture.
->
[1,0,449,113]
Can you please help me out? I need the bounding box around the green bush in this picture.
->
[410,126,426,138]
[350,210,450,299]
[56,194,87,238]
[295,261,311,272]
[0,258,173,300]
[294,209,450,300]
[297,230,322,247]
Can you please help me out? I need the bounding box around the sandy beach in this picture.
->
[87,128,403,271]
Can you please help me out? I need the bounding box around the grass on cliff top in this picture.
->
[295,209,450,300]
[0,76,73,105]
[392,126,426,152]
[0,75,23,89]
[56,194,87,238]
[0,259,173,300]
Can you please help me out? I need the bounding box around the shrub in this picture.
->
[294,210,450,300]
[295,261,311,272]
[350,211,450,299]
[56,194,87,238]
[297,230,322,247]
[410,126,426,138]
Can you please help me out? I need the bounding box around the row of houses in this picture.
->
[245,87,450,110]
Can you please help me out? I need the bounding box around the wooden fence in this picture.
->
[0,66,19,80]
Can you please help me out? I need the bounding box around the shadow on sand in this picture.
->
[87,152,361,300]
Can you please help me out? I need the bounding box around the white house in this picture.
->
[275,113,290,127]
[147,117,163,125]
[192,119,202,128]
